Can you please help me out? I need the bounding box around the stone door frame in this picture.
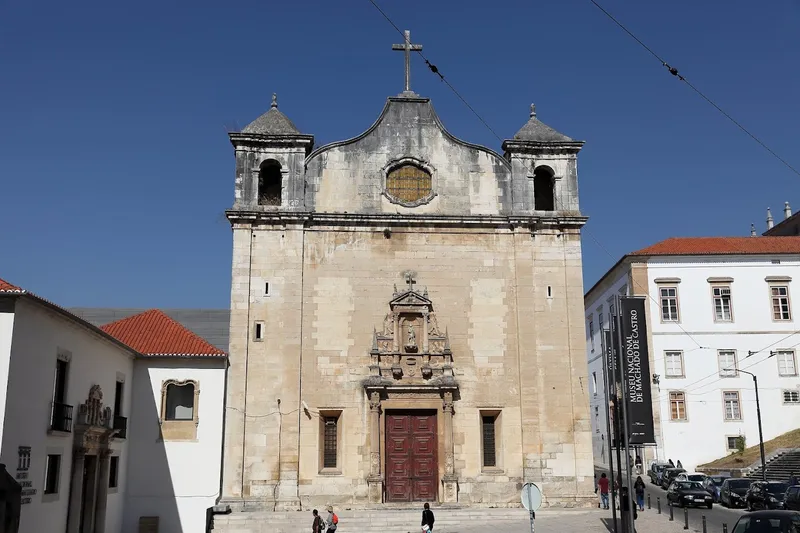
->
[365,387,458,504]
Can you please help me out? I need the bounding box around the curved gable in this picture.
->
[305,96,512,216]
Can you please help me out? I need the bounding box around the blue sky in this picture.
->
[1,0,799,308]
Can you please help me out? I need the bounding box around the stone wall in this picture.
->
[221,223,594,509]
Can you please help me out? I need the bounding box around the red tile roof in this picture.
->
[0,278,24,293]
[630,237,800,256]
[101,309,226,357]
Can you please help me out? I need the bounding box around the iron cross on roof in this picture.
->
[392,30,422,93]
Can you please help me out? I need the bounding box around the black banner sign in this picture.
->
[619,297,656,445]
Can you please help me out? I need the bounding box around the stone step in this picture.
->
[213,508,565,533]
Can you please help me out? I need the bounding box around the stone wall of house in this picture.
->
[221,223,594,509]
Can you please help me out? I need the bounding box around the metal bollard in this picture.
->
[702,515,707,533]
[670,502,674,521]
[684,507,689,530]
[648,494,651,509]
[723,524,728,533]
[657,497,661,514]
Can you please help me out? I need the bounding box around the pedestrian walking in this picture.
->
[634,476,646,511]
[325,505,338,531]
[635,454,642,475]
[597,472,610,509]
[312,509,324,533]
[619,486,638,533]
[421,502,435,531]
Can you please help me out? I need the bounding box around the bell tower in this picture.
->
[228,94,314,210]
[502,104,584,216]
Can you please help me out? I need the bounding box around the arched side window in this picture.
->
[533,166,555,212]
[165,382,195,421]
[258,159,282,206]
[385,163,433,205]
[159,379,200,441]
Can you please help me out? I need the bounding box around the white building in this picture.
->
[585,237,800,473]
[0,278,227,533]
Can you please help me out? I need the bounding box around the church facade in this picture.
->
[221,36,593,509]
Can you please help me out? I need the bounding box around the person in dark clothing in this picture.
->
[421,502,435,531]
[620,486,638,533]
[790,472,799,486]
[634,476,646,511]
[312,509,324,533]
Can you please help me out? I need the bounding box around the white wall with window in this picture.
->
[123,359,226,533]
[0,294,134,533]
[585,237,800,474]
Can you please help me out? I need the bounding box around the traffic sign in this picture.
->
[521,482,542,512]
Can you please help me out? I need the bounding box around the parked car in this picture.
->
[703,475,729,502]
[721,478,753,509]
[649,462,672,485]
[676,472,708,483]
[784,486,800,511]
[731,510,800,533]
[667,480,714,508]
[661,468,687,489]
[746,481,791,511]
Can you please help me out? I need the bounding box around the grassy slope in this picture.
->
[699,428,800,469]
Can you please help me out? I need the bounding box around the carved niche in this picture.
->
[78,385,112,428]
[366,276,456,387]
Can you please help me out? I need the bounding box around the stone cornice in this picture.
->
[228,132,315,151]
[501,139,584,155]
[225,209,587,230]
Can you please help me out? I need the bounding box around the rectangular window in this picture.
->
[771,286,792,321]
[726,436,740,451]
[44,455,61,494]
[669,391,687,421]
[53,359,68,404]
[723,391,742,420]
[322,415,338,469]
[713,286,733,321]
[718,350,738,377]
[598,312,605,333]
[588,319,595,351]
[784,390,800,404]
[481,414,498,468]
[592,372,598,396]
[777,350,798,376]
[109,456,119,488]
[660,287,679,322]
[264,282,271,296]
[114,380,124,415]
[253,321,264,341]
[665,351,685,378]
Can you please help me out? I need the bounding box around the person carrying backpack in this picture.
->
[326,505,338,531]
[312,509,324,533]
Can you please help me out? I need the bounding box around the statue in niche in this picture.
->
[405,324,418,352]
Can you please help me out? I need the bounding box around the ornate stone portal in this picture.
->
[363,275,459,503]
[67,385,118,533]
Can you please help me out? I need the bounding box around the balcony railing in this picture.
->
[113,415,128,439]
[50,402,73,433]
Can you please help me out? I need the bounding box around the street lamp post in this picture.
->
[738,369,766,481]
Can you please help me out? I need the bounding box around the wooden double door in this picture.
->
[385,411,438,502]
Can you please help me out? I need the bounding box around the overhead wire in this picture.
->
[587,0,800,178]
[364,0,713,353]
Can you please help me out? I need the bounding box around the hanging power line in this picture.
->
[587,0,800,178]
[365,0,715,353]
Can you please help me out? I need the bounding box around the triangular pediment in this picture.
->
[389,290,433,309]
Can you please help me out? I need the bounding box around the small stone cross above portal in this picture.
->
[404,271,417,292]
[392,30,423,94]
